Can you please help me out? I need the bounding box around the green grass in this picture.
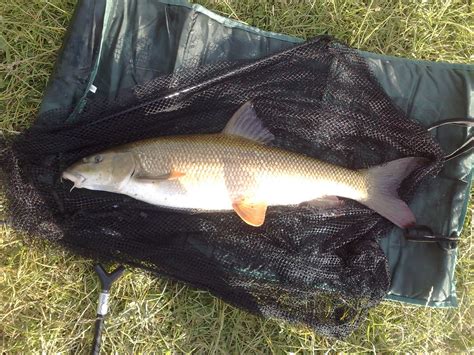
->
[1,0,473,352]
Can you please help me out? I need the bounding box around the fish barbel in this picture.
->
[62,101,425,227]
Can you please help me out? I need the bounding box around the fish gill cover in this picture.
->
[0,37,444,337]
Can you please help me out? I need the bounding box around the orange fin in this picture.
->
[232,198,267,227]
[136,170,185,181]
[168,170,186,180]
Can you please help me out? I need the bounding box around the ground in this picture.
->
[0,0,473,352]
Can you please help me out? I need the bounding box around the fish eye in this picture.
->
[94,155,103,164]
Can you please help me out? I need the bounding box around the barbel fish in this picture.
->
[62,102,425,228]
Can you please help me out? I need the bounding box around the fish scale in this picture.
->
[124,134,368,209]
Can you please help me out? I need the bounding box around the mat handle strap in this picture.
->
[404,225,458,250]
[427,118,474,161]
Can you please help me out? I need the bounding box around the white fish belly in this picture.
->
[121,178,234,211]
[120,173,364,211]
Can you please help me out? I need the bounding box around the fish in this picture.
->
[62,101,426,228]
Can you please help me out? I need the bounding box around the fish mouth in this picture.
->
[62,170,86,189]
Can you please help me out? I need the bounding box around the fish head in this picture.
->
[62,150,135,192]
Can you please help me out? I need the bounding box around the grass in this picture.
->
[1,0,473,352]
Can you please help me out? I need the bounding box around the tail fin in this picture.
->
[361,157,428,228]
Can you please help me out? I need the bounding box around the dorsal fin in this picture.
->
[222,101,275,144]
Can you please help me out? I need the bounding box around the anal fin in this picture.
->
[302,196,343,209]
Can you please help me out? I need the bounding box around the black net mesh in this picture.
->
[0,36,444,338]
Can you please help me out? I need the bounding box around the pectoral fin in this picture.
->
[135,170,185,181]
[232,198,267,227]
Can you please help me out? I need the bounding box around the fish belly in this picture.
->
[122,176,233,211]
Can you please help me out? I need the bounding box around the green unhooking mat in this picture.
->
[35,0,474,308]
